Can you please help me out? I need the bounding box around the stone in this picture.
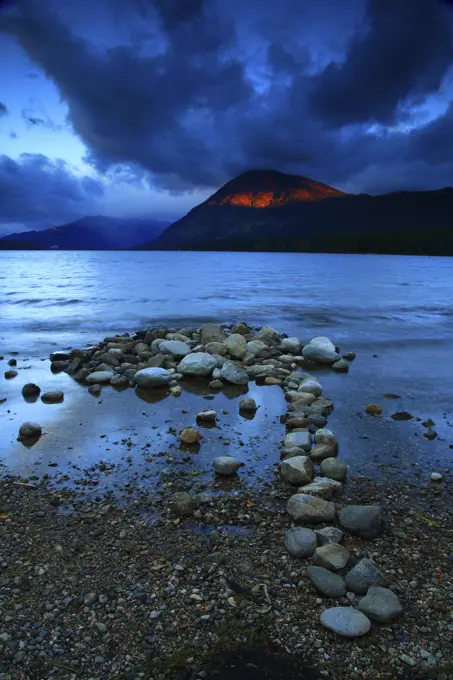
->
[88,384,102,396]
[246,340,268,356]
[343,352,356,360]
[302,337,340,364]
[314,428,337,448]
[224,333,247,359]
[178,352,217,377]
[308,414,327,427]
[256,325,280,345]
[345,558,388,594]
[298,378,323,397]
[169,492,198,517]
[134,367,171,388]
[110,374,129,387]
[200,323,226,344]
[357,587,403,623]
[231,323,250,335]
[50,351,71,362]
[22,383,41,398]
[205,342,227,355]
[314,544,350,571]
[18,422,42,440]
[307,566,346,598]
[310,443,338,463]
[332,359,349,372]
[339,505,383,539]
[315,527,344,546]
[391,410,414,421]
[98,352,119,367]
[179,428,202,445]
[320,607,371,637]
[305,398,334,417]
[264,376,282,385]
[280,456,314,486]
[41,391,64,403]
[213,456,241,476]
[298,477,343,500]
[320,458,347,481]
[50,360,69,372]
[86,371,115,384]
[220,360,249,385]
[285,430,312,452]
[209,379,223,389]
[159,340,191,358]
[196,410,217,423]
[365,404,382,416]
[284,527,317,558]
[4,369,18,379]
[286,494,335,523]
[280,337,302,353]
[430,472,443,481]
[286,391,316,406]
[239,397,257,412]
[286,417,309,429]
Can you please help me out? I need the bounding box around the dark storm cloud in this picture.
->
[0,102,7,116]
[1,0,453,196]
[0,153,104,233]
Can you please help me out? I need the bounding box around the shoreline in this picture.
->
[1,323,452,679]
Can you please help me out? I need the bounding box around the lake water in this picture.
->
[1,250,453,491]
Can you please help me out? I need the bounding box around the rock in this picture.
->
[280,337,302,353]
[171,386,182,396]
[285,430,312,452]
[310,443,338,463]
[357,587,403,623]
[86,371,116,384]
[320,458,347,481]
[332,359,349,372]
[159,340,191,358]
[298,378,323,397]
[88,384,102,396]
[178,352,217,377]
[209,379,223,389]
[18,422,42,440]
[41,391,64,403]
[286,494,335,523]
[134,367,171,387]
[305,397,334,417]
[98,352,119,367]
[4,369,18,379]
[339,505,383,539]
[179,428,202,445]
[147,353,167,368]
[307,566,346,597]
[213,456,241,476]
[239,397,257,412]
[302,337,339,364]
[424,427,438,440]
[22,383,41,398]
[231,322,250,335]
[315,527,344,546]
[51,360,69,372]
[196,410,217,423]
[314,428,338,450]
[345,558,388,594]
[255,325,280,345]
[314,544,350,571]
[220,360,249,385]
[280,456,314,485]
[50,351,71,362]
[110,374,129,387]
[224,333,247,359]
[200,323,226,344]
[308,414,327,427]
[430,472,443,481]
[320,607,371,637]
[284,527,317,557]
[343,352,356,360]
[365,404,382,416]
[264,376,282,385]
[391,410,414,420]
[246,340,268,356]
[286,391,316,405]
[298,477,343,500]
[205,342,227,356]
[169,492,198,517]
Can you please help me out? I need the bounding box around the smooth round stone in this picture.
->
[284,527,317,558]
[224,333,247,359]
[179,428,202,445]
[280,456,314,486]
[314,544,350,571]
[320,607,371,637]
[177,352,217,376]
[430,472,443,481]
[320,458,347,481]
[302,337,339,364]
[239,397,257,412]
[357,587,403,623]
[280,337,302,353]
[314,428,337,448]
[85,371,115,384]
[213,456,241,476]
[220,361,249,385]
[18,422,42,440]
[196,410,217,423]
[307,566,346,597]
[159,340,190,358]
[134,367,171,388]
[315,527,344,546]
[41,391,64,403]
[286,494,335,523]
[21,383,41,398]
[339,505,383,539]
[298,378,323,397]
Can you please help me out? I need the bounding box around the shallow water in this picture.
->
[1,250,453,490]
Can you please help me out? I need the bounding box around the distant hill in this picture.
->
[0,239,43,250]
[138,170,453,256]
[0,216,170,250]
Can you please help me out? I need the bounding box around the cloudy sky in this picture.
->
[0,0,453,235]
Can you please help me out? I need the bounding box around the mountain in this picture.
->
[0,239,43,250]
[0,216,170,250]
[139,170,453,256]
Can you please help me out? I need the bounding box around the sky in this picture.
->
[0,0,453,235]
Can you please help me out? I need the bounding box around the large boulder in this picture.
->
[339,505,383,539]
[320,607,371,638]
[284,527,317,557]
[302,337,340,364]
[220,361,249,385]
[345,558,388,594]
[177,352,217,377]
[224,334,247,359]
[280,456,314,485]
[200,323,226,344]
[159,340,191,358]
[286,494,335,523]
[134,367,171,388]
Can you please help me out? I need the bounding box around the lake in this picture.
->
[1,250,453,489]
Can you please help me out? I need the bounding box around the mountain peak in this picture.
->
[204,169,346,208]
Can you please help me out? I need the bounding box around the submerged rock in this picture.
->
[365,404,382,416]
[391,410,414,421]
[212,456,241,476]
[320,607,371,637]
[4,370,18,379]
